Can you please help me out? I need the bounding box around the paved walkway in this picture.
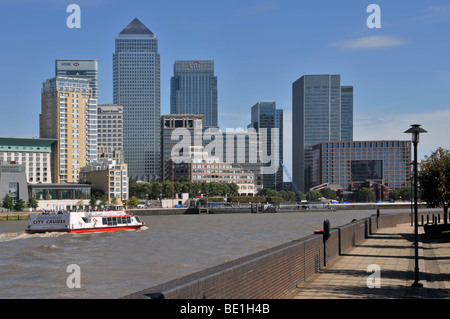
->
[286,223,450,299]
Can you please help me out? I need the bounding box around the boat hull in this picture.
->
[26,225,144,234]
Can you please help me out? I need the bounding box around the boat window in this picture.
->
[102,218,107,225]
[81,217,88,223]
[126,217,131,223]
[135,217,141,223]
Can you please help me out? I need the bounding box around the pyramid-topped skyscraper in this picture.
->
[119,18,155,36]
[113,18,161,182]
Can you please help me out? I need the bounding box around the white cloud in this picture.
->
[421,5,450,21]
[354,109,450,159]
[331,35,406,51]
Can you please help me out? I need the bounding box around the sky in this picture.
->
[0,0,449,180]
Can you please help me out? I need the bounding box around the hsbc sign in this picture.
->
[60,62,80,67]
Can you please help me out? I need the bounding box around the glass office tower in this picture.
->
[113,18,161,181]
[341,86,354,142]
[248,102,283,191]
[55,60,98,99]
[170,60,218,128]
[292,75,353,192]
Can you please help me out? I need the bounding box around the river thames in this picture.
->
[0,209,421,299]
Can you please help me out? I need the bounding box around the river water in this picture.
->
[0,209,417,299]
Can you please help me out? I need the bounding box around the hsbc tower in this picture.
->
[55,60,98,99]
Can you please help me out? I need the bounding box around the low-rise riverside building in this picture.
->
[28,183,91,211]
[0,162,29,206]
[172,147,256,196]
[0,137,56,184]
[79,159,129,204]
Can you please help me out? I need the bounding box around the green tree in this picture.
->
[173,181,184,196]
[161,181,173,199]
[320,188,338,200]
[111,197,119,205]
[181,182,191,194]
[201,182,211,197]
[279,190,297,202]
[228,183,239,197]
[358,187,376,202]
[149,181,162,200]
[306,190,322,202]
[418,147,450,224]
[389,189,400,201]
[76,199,84,210]
[14,199,27,211]
[99,195,108,208]
[257,188,278,197]
[398,187,412,201]
[89,195,97,209]
[2,194,14,211]
[190,183,201,198]
[127,196,139,208]
[27,197,39,210]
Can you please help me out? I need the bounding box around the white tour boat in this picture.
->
[26,205,145,234]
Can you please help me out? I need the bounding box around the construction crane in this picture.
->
[280,161,305,201]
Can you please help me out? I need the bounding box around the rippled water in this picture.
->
[0,209,416,299]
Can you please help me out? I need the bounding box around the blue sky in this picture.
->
[0,0,449,177]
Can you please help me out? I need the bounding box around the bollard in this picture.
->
[323,219,331,267]
[421,215,424,226]
[427,215,430,225]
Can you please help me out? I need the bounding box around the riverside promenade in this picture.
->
[286,223,450,299]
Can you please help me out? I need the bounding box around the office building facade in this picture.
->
[40,77,98,183]
[97,104,124,163]
[55,60,98,99]
[310,140,412,190]
[161,114,204,181]
[173,146,256,196]
[222,130,263,192]
[292,75,353,192]
[113,18,161,182]
[248,102,283,191]
[170,60,218,129]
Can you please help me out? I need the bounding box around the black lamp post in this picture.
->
[404,124,427,288]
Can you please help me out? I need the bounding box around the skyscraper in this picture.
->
[113,18,161,181]
[248,102,283,191]
[341,86,354,142]
[292,75,353,192]
[55,60,98,99]
[40,76,98,183]
[170,60,218,128]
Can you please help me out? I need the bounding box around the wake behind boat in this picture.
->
[26,205,145,234]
